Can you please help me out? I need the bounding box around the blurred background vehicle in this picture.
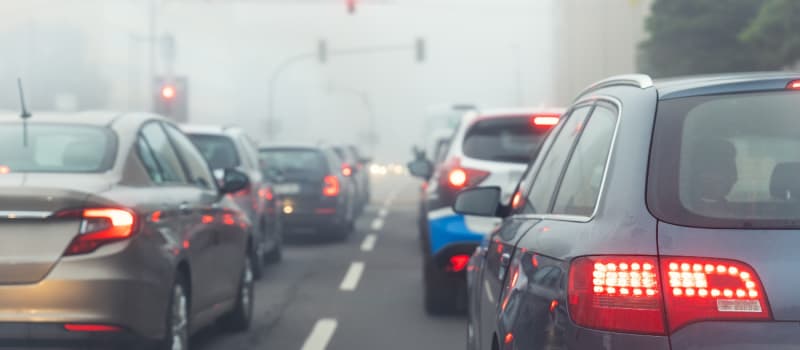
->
[183,124,284,278]
[408,107,563,314]
[259,145,358,240]
[329,144,370,215]
[0,111,254,349]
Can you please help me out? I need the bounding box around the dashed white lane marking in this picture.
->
[370,218,384,231]
[484,280,495,303]
[378,208,389,218]
[301,318,338,350]
[360,234,377,252]
[339,261,365,291]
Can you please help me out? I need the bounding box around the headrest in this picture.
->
[770,162,800,200]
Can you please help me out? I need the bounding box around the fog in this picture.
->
[1,0,559,161]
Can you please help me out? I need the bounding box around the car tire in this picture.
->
[423,261,455,315]
[157,275,190,350]
[250,245,264,280]
[219,254,254,332]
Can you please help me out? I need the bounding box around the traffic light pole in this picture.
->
[266,40,425,142]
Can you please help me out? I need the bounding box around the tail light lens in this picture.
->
[440,157,490,190]
[64,324,122,332]
[446,254,471,272]
[661,257,770,332]
[258,187,274,201]
[323,175,340,197]
[568,255,771,335]
[531,113,560,127]
[63,208,137,256]
[341,163,353,177]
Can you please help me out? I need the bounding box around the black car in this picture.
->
[259,145,358,240]
[330,144,370,214]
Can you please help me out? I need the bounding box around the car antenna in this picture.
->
[17,78,32,147]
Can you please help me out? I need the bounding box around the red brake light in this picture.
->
[569,255,771,335]
[661,257,770,332]
[532,115,560,126]
[64,208,137,256]
[342,164,353,177]
[447,254,470,272]
[441,157,490,189]
[787,80,800,90]
[569,256,665,334]
[323,175,340,197]
[64,324,122,332]
[259,187,274,201]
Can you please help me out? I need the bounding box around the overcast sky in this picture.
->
[0,0,557,160]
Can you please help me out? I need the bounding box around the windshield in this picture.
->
[187,134,240,170]
[259,148,328,177]
[649,91,800,228]
[0,124,114,173]
[462,116,551,164]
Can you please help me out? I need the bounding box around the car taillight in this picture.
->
[63,208,137,256]
[323,175,340,197]
[64,324,122,332]
[341,163,353,177]
[258,187,274,201]
[661,257,770,332]
[440,157,490,189]
[569,255,771,335]
[787,80,800,90]
[531,113,560,127]
[446,254,470,272]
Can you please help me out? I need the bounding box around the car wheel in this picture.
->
[220,253,254,332]
[423,261,455,315]
[158,277,189,350]
[251,244,265,280]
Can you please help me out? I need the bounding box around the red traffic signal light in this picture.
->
[161,85,176,100]
[347,0,356,14]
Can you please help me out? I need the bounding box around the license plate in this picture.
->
[274,183,301,195]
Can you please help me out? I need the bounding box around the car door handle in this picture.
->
[178,202,191,215]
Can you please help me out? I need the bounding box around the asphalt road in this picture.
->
[193,174,465,350]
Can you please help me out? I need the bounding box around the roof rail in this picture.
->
[575,74,654,99]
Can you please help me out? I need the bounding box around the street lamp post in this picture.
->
[328,85,377,154]
[266,52,315,142]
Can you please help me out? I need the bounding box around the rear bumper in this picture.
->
[283,213,344,231]
[0,323,157,349]
[670,321,800,349]
[0,244,169,343]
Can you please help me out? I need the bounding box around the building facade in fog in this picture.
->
[552,0,652,104]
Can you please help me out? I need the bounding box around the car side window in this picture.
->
[525,106,592,214]
[140,122,187,183]
[163,123,217,190]
[136,136,165,183]
[552,103,618,216]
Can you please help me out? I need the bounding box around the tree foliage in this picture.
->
[638,0,766,78]
[740,0,800,69]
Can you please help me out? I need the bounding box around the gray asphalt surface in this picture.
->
[193,174,465,350]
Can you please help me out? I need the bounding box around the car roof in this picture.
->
[578,72,800,101]
[180,124,243,136]
[0,111,160,127]
[259,144,321,151]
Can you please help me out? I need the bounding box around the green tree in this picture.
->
[740,0,800,69]
[638,0,765,78]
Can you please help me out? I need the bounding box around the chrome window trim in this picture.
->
[0,211,53,219]
[514,95,623,224]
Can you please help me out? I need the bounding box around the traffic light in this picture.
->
[347,0,356,14]
[415,37,426,62]
[153,76,188,122]
[318,39,327,63]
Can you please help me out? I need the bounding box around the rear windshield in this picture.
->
[259,148,328,177]
[648,91,800,228]
[0,124,115,173]
[462,116,551,164]
[187,134,240,170]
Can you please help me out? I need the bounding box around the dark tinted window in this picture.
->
[259,148,328,177]
[164,125,215,190]
[140,123,186,183]
[462,116,552,164]
[0,124,115,173]
[552,104,617,216]
[136,136,165,183]
[526,107,592,213]
[187,134,240,170]
[649,91,800,228]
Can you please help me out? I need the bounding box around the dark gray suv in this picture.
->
[458,73,800,350]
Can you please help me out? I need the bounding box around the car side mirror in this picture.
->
[453,186,502,217]
[407,159,433,179]
[219,168,250,194]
